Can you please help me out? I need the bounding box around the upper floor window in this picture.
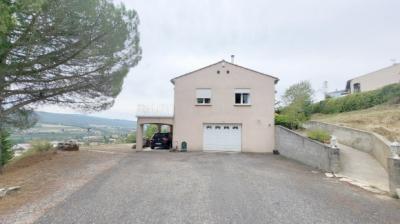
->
[196,88,211,104]
[353,83,361,93]
[235,89,251,105]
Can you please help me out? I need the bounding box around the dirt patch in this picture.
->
[0,145,131,224]
[4,150,58,173]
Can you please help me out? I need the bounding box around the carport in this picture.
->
[136,116,174,151]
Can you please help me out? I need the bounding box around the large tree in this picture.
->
[0,0,141,128]
[0,0,141,169]
[279,81,314,129]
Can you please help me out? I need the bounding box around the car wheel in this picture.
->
[150,146,154,149]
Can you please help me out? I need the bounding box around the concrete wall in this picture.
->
[304,121,391,170]
[388,158,400,198]
[172,61,277,152]
[349,63,400,93]
[275,126,340,173]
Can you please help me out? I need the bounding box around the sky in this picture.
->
[40,0,400,120]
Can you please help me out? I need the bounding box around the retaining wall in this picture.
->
[388,158,400,197]
[275,126,340,173]
[304,121,391,170]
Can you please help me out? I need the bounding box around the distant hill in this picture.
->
[35,111,136,129]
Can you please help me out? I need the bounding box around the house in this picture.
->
[345,63,400,94]
[136,58,279,153]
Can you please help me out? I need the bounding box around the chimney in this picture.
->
[231,55,235,64]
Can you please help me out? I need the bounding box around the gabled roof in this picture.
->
[170,60,279,84]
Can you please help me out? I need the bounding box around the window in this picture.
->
[196,88,211,104]
[353,83,361,93]
[224,126,229,129]
[232,126,239,130]
[234,89,251,105]
[206,125,212,129]
[215,126,221,129]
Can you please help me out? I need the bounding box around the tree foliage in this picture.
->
[312,83,400,114]
[0,0,142,129]
[0,130,14,165]
[277,81,314,129]
[126,132,136,143]
[145,124,158,139]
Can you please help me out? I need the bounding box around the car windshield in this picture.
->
[153,133,169,138]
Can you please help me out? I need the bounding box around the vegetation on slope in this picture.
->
[311,83,400,114]
[312,104,400,141]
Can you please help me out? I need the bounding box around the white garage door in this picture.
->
[203,124,241,152]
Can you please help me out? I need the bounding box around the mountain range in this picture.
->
[35,111,136,129]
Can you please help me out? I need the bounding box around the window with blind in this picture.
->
[196,88,211,104]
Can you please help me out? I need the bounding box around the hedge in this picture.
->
[312,83,400,114]
[275,114,301,130]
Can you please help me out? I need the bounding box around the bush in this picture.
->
[30,140,53,152]
[0,131,14,166]
[307,129,331,144]
[275,114,301,130]
[126,132,136,143]
[312,83,400,114]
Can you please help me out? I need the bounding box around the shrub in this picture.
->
[0,131,14,166]
[126,132,136,143]
[275,114,301,130]
[312,83,400,114]
[30,140,53,152]
[307,129,331,144]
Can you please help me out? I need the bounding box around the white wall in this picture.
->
[172,61,277,152]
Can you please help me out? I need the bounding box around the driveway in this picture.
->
[36,152,400,224]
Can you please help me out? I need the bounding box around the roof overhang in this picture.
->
[170,60,279,85]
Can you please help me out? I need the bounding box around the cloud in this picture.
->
[39,0,400,120]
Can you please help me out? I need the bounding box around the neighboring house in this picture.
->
[345,63,400,94]
[136,59,279,153]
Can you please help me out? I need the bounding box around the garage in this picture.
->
[203,124,241,152]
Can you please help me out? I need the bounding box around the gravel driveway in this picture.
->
[36,151,400,224]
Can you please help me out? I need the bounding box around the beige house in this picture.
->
[346,63,400,93]
[136,59,279,153]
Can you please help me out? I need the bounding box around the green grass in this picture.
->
[307,129,331,144]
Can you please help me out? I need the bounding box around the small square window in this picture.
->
[196,89,211,105]
[226,70,230,74]
[234,89,251,105]
[217,70,220,74]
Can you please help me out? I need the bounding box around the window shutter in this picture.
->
[196,89,211,98]
[234,88,250,93]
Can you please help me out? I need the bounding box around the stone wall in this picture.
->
[275,126,340,173]
[304,121,391,170]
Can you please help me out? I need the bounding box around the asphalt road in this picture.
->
[36,152,400,224]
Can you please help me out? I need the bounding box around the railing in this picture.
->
[136,104,173,117]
